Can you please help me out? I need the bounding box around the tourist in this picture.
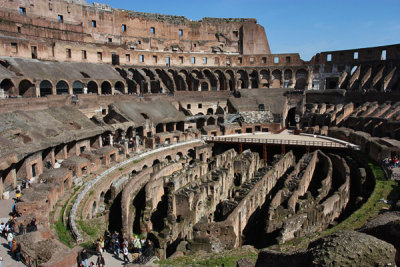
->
[123,245,129,262]
[99,236,105,252]
[143,239,154,258]
[0,255,2,267]
[89,261,95,267]
[133,235,142,253]
[15,189,21,201]
[96,253,105,267]
[114,238,120,258]
[80,249,88,267]
[7,231,13,249]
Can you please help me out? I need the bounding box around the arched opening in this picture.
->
[176,121,185,132]
[142,165,148,170]
[271,70,282,88]
[176,152,183,160]
[87,81,98,94]
[284,69,293,88]
[0,79,16,97]
[188,149,196,160]
[115,81,125,94]
[101,81,112,95]
[39,80,52,97]
[150,187,168,232]
[108,192,122,232]
[72,81,84,94]
[165,155,172,162]
[56,80,69,95]
[226,70,235,91]
[132,186,146,235]
[286,107,297,128]
[201,82,209,91]
[237,70,248,89]
[156,123,164,133]
[260,70,270,88]
[207,117,216,125]
[152,159,160,167]
[19,79,35,97]
[203,69,218,91]
[215,70,227,91]
[207,108,214,115]
[196,118,206,129]
[249,70,258,88]
[295,69,308,90]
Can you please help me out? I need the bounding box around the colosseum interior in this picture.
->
[0,0,399,266]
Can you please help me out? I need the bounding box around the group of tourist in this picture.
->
[382,156,399,169]
[0,216,21,262]
[78,230,155,266]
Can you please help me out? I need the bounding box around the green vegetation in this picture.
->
[78,220,100,238]
[323,158,395,234]
[53,201,75,248]
[157,247,258,267]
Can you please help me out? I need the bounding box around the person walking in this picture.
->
[96,253,105,267]
[7,232,13,249]
[123,245,129,263]
[80,249,88,267]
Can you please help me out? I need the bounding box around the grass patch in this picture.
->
[78,220,100,238]
[157,248,258,267]
[53,201,75,248]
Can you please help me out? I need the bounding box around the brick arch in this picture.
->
[214,69,228,91]
[56,80,70,95]
[39,80,54,96]
[0,78,17,97]
[18,78,36,97]
[72,80,84,94]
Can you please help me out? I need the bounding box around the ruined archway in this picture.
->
[271,70,282,88]
[101,81,112,95]
[295,69,308,90]
[201,82,209,91]
[87,81,98,94]
[115,81,125,94]
[72,81,84,94]
[249,70,259,88]
[0,79,16,97]
[39,80,53,97]
[237,70,249,89]
[56,80,69,95]
[19,79,35,97]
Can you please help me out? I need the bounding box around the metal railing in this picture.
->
[202,135,348,148]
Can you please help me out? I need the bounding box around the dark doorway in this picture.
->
[108,192,122,232]
[132,186,146,235]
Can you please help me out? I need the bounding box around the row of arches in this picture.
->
[0,78,126,97]
[120,67,311,94]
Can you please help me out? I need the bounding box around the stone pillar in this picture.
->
[83,86,88,94]
[50,148,56,167]
[109,134,114,146]
[35,84,40,97]
[163,124,166,133]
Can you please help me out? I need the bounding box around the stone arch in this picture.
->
[207,116,216,125]
[225,70,236,91]
[249,70,259,88]
[129,68,148,94]
[156,123,164,133]
[39,80,53,97]
[237,69,249,89]
[56,80,69,95]
[295,69,308,90]
[152,159,160,167]
[176,152,183,160]
[203,69,218,91]
[207,108,214,115]
[87,81,99,94]
[284,69,293,88]
[188,149,196,160]
[115,81,125,94]
[1,78,17,97]
[72,80,84,94]
[215,70,227,91]
[201,81,209,91]
[101,81,112,95]
[271,69,282,88]
[165,155,172,162]
[19,79,35,97]
[260,69,270,88]
[155,69,175,93]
